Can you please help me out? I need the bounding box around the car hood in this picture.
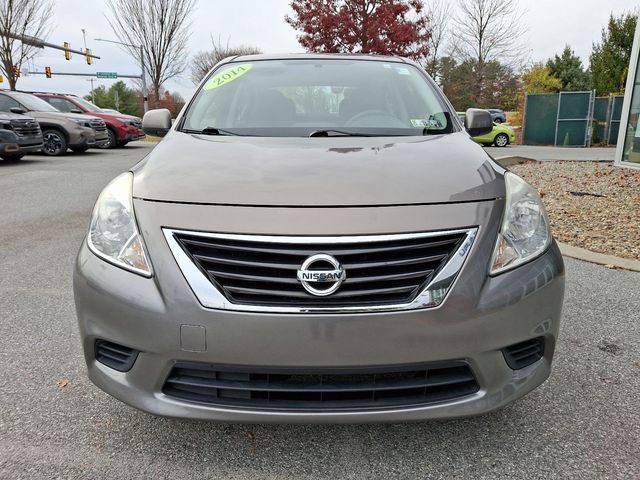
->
[0,112,36,121]
[97,112,140,121]
[28,111,99,121]
[133,130,505,207]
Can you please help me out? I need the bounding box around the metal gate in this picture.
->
[554,91,594,147]
[593,95,625,145]
[523,91,622,147]
[607,96,624,145]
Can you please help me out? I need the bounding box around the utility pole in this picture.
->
[94,38,148,113]
[86,78,97,103]
[140,45,148,113]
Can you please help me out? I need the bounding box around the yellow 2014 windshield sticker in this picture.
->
[204,64,253,90]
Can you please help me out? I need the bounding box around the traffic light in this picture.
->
[64,42,71,61]
[13,65,20,77]
[85,48,92,65]
[45,66,52,78]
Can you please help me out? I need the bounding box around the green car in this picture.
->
[457,113,515,147]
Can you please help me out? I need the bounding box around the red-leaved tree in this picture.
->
[285,0,430,61]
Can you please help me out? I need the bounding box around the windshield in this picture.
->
[73,97,103,112]
[180,59,455,137]
[12,92,60,112]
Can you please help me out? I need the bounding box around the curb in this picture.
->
[557,242,640,272]
[492,155,615,167]
[492,155,539,168]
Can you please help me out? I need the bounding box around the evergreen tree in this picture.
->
[590,13,637,95]
[547,45,591,91]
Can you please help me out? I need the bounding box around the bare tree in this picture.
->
[105,0,196,107]
[190,37,262,84]
[452,0,527,104]
[453,0,527,66]
[423,0,452,80]
[0,0,53,90]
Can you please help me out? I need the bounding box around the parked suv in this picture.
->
[0,91,109,155]
[0,112,43,160]
[74,55,564,423]
[34,93,144,148]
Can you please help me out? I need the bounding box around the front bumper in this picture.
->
[116,124,145,142]
[74,200,565,422]
[92,130,110,147]
[0,130,43,155]
[68,126,97,148]
[125,132,146,142]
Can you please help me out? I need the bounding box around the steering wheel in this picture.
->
[344,109,406,128]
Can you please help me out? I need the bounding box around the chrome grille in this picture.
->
[10,119,41,137]
[172,230,468,308]
[89,118,107,132]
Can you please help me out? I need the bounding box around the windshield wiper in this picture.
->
[309,129,374,137]
[183,127,239,136]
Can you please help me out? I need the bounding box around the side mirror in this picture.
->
[70,109,83,114]
[9,107,25,115]
[464,108,493,137]
[142,108,172,137]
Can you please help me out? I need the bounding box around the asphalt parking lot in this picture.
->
[0,144,639,479]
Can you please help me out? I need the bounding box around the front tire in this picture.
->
[41,130,67,156]
[98,129,117,149]
[494,133,509,147]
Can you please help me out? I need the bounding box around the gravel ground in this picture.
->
[511,161,640,261]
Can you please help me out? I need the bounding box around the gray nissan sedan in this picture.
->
[73,54,564,423]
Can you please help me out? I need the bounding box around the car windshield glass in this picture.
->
[12,92,60,112]
[73,97,103,112]
[180,59,456,137]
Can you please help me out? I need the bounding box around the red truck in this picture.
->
[33,92,145,148]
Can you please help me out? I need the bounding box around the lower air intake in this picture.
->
[163,361,479,411]
[503,337,545,370]
[95,340,139,372]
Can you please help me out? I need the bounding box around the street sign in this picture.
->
[96,71,118,79]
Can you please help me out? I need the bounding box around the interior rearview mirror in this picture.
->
[142,108,172,137]
[464,108,493,137]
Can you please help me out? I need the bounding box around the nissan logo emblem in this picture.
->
[297,254,346,296]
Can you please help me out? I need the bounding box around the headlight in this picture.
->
[87,172,152,276]
[0,122,12,130]
[490,172,551,275]
[71,118,91,127]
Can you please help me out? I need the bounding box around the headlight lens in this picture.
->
[490,172,551,275]
[87,172,152,276]
[71,118,90,127]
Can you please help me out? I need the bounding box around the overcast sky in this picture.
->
[11,0,638,101]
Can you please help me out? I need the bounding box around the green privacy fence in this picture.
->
[593,95,625,145]
[522,92,623,147]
